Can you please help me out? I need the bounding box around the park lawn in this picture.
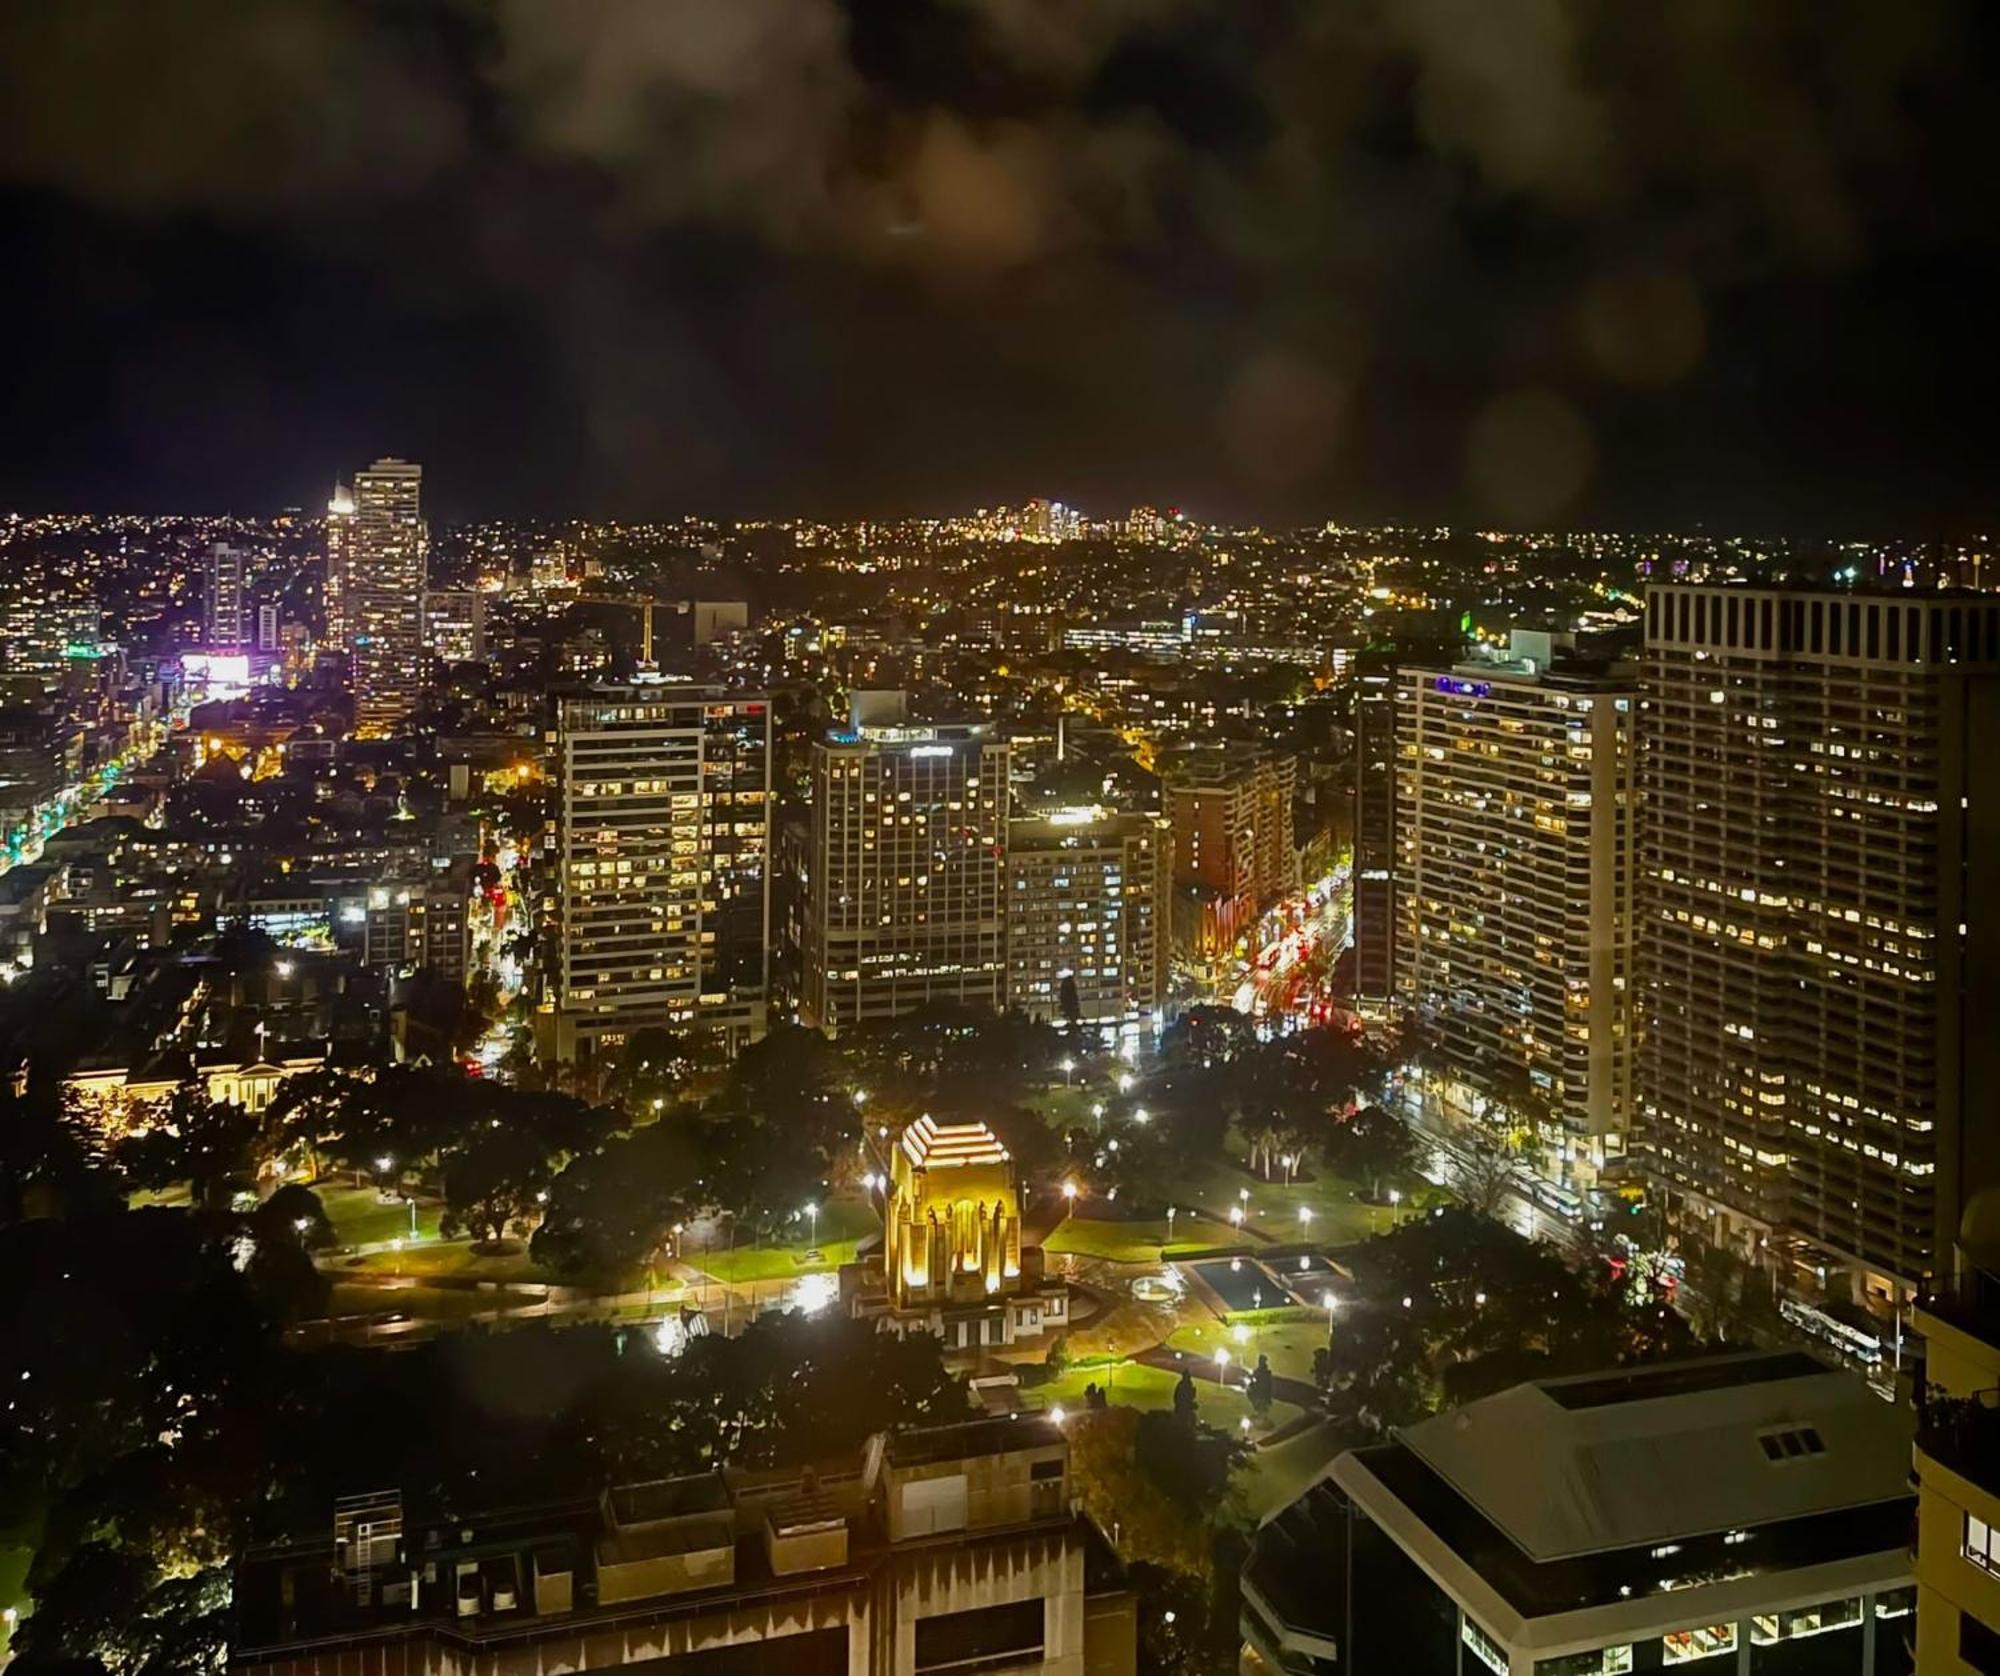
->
[1157,1156,1388,1248]
[341,1238,545,1285]
[317,1183,443,1248]
[0,1496,41,1657]
[1032,1358,1303,1440]
[1167,1318,1329,1386]
[690,1195,878,1284]
[0,1543,24,1655]
[1238,1419,1346,1519]
[1022,1084,1099,1130]
[1044,1211,1245,1264]
[697,1237,863,1283]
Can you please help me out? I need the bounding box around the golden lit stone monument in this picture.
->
[886,1114,1025,1306]
[845,1114,1068,1353]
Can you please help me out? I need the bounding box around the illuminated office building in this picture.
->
[204,541,250,649]
[802,713,1009,1031]
[546,688,772,1062]
[1395,650,1636,1193]
[1351,667,1398,1007]
[347,459,427,737]
[1638,584,2000,1295]
[423,589,488,666]
[323,482,356,649]
[1005,809,1169,1032]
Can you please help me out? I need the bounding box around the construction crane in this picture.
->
[572,594,665,665]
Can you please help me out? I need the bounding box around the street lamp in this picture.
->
[274,959,294,980]
[1061,1057,1076,1085]
[1166,1205,1177,1242]
[1117,1073,1135,1094]
[1298,1206,1313,1234]
[1214,1346,1231,1375]
[1321,1290,1338,1351]
[804,1202,820,1260]
[1388,1188,1402,1221]
[1132,1106,1149,1125]
[1229,1205,1243,1232]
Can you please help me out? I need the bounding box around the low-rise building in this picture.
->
[1244,1351,1914,1676]
[229,1417,1134,1676]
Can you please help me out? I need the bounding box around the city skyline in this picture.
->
[8,9,2000,1675]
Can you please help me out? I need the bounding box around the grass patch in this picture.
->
[1238,1419,1346,1519]
[340,1239,544,1285]
[1167,1319,1328,1385]
[1030,1357,1303,1439]
[685,1195,878,1284]
[1155,1157,1389,1247]
[696,1239,862,1283]
[317,1183,443,1248]
[1044,1211,1244,1264]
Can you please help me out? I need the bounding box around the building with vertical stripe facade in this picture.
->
[1638,584,2000,1296]
[802,723,1010,1031]
[347,458,428,738]
[1005,810,1170,1033]
[545,688,772,1062]
[1394,656,1636,1196]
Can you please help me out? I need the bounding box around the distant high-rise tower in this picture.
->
[323,482,355,648]
[1638,584,2000,1294]
[203,542,250,649]
[256,602,281,652]
[1350,667,1398,1008]
[802,706,1010,1030]
[347,459,427,738]
[545,687,772,1062]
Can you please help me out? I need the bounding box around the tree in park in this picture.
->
[255,1182,336,1251]
[265,1066,364,1181]
[1058,974,1084,1037]
[1247,1354,1275,1418]
[700,1024,855,1231]
[0,1083,120,1223]
[1451,1136,1517,1220]
[606,1024,692,1113]
[114,1077,268,1212]
[439,1121,556,1245]
[1330,1103,1417,1199]
[532,1119,704,1281]
[1067,1407,1215,1579]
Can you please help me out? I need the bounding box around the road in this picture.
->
[1230,865,1354,1029]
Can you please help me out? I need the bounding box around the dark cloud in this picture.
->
[0,0,1995,528]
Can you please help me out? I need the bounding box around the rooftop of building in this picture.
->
[1394,1350,1909,1563]
[233,1417,1101,1662]
[1008,807,1162,846]
[899,1114,1011,1173]
[1322,1351,1913,1623]
[886,1414,1064,1468]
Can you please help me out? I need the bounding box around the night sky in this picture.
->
[3,0,1998,531]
